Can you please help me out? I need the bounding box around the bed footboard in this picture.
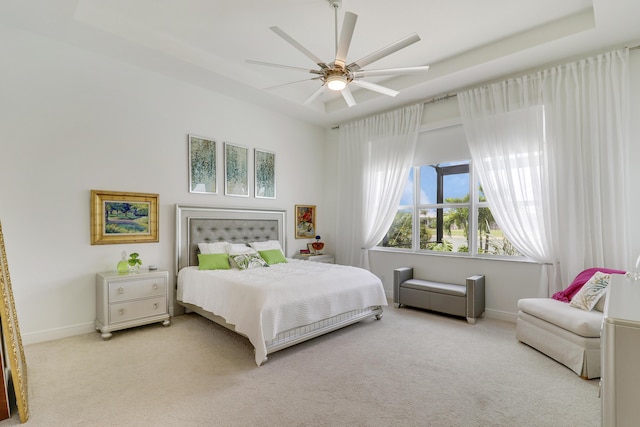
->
[265,306,383,357]
[178,301,383,365]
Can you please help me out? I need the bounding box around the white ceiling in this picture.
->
[3,0,640,128]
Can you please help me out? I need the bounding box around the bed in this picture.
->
[175,205,387,366]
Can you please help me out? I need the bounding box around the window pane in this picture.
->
[380,209,413,248]
[478,182,486,202]
[420,162,470,204]
[419,208,469,252]
[419,166,436,204]
[419,208,437,249]
[399,168,414,206]
[477,207,522,256]
[443,207,470,252]
[443,172,469,201]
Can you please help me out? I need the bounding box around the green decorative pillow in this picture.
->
[198,253,230,270]
[230,253,268,270]
[259,249,287,265]
[570,271,611,311]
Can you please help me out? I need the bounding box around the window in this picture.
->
[380,161,522,257]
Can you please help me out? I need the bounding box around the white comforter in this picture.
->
[177,259,387,365]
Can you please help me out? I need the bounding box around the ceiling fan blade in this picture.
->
[303,85,326,105]
[351,65,429,79]
[341,86,356,107]
[350,79,399,97]
[348,33,421,71]
[265,77,322,90]
[246,59,322,75]
[335,11,357,67]
[270,26,329,70]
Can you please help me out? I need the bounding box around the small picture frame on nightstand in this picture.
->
[307,243,316,254]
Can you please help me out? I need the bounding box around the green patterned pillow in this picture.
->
[229,253,268,270]
[570,271,611,311]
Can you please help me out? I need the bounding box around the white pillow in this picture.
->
[570,271,611,311]
[198,241,229,254]
[249,240,283,252]
[226,243,256,255]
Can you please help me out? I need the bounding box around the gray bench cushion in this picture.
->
[401,279,466,297]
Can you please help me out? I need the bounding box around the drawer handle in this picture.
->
[118,308,125,316]
[153,303,159,309]
[118,287,124,294]
[153,283,158,290]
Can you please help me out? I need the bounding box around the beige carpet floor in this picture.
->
[0,304,600,426]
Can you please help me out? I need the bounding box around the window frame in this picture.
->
[379,160,525,260]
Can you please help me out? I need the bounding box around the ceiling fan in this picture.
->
[247,0,429,107]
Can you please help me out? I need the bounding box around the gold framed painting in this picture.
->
[295,204,316,239]
[90,190,159,245]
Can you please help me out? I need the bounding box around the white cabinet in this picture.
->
[601,274,640,426]
[292,254,335,263]
[95,269,170,339]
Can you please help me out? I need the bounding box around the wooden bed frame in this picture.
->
[175,204,383,365]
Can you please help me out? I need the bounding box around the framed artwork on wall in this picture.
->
[224,142,249,197]
[254,148,276,199]
[90,190,159,245]
[295,204,316,239]
[188,134,217,194]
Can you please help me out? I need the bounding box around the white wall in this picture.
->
[326,51,640,322]
[0,25,326,344]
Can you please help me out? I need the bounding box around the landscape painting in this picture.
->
[90,190,159,245]
[104,201,150,235]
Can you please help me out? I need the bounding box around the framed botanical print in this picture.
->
[295,205,316,239]
[255,148,275,199]
[90,190,159,245]
[224,142,249,197]
[188,134,217,194]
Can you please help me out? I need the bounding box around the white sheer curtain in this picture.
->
[458,49,630,295]
[336,103,423,268]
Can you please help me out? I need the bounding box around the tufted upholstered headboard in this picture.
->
[175,205,286,272]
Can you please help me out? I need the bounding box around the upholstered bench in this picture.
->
[393,267,485,324]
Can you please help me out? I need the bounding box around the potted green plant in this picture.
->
[128,252,142,272]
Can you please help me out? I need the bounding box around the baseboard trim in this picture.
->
[484,309,517,323]
[22,322,96,346]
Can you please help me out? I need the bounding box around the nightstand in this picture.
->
[95,269,170,340]
[292,254,335,264]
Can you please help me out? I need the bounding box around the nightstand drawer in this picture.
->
[109,296,167,323]
[108,277,167,302]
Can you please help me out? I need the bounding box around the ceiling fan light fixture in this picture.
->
[326,74,347,91]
